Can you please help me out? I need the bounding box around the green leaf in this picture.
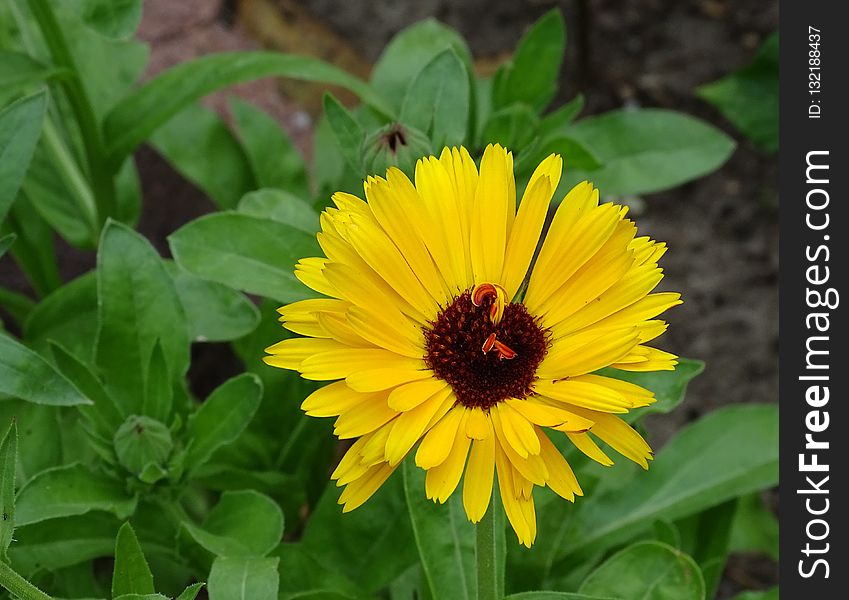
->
[104,51,392,165]
[230,98,308,196]
[698,33,778,152]
[400,49,470,148]
[539,95,586,132]
[547,405,778,568]
[517,136,601,174]
[0,400,60,483]
[729,588,778,600]
[0,422,17,559]
[492,9,566,111]
[600,358,705,423]
[0,286,35,325]
[0,91,46,223]
[9,512,121,574]
[14,463,136,527]
[142,342,172,423]
[150,104,253,209]
[579,541,705,600]
[182,490,284,557]
[0,233,15,258]
[0,333,90,406]
[323,93,365,175]
[238,189,319,234]
[402,459,475,600]
[66,0,142,39]
[184,374,262,473]
[5,197,61,296]
[676,499,737,599]
[96,221,190,416]
[207,556,279,600]
[175,583,205,600]
[371,19,473,112]
[112,522,156,597]
[561,109,735,195]
[274,543,366,600]
[0,51,69,91]
[165,261,261,343]
[482,104,539,150]
[113,595,169,600]
[24,272,98,362]
[113,415,173,476]
[506,594,613,600]
[302,473,416,592]
[168,212,320,303]
[729,493,778,560]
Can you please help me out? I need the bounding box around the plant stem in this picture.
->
[25,0,115,229]
[0,560,52,600]
[476,507,500,600]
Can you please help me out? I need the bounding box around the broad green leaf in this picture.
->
[165,261,260,343]
[402,459,475,600]
[182,489,283,557]
[493,9,566,111]
[238,189,319,234]
[274,543,366,600]
[0,333,90,406]
[0,422,17,558]
[371,19,473,112]
[113,415,173,477]
[507,594,613,600]
[96,221,190,415]
[66,0,142,39]
[579,541,705,600]
[14,463,136,527]
[24,272,98,362]
[698,33,778,152]
[729,493,778,560]
[729,588,778,600]
[0,92,46,223]
[400,49,470,148]
[105,51,392,165]
[184,374,262,473]
[302,473,417,592]
[168,212,319,303]
[207,556,279,600]
[323,93,365,175]
[546,405,778,570]
[9,512,121,574]
[483,104,539,150]
[112,522,156,597]
[5,196,61,296]
[0,400,60,483]
[230,98,309,196]
[600,358,705,423]
[150,104,253,209]
[0,51,68,91]
[561,109,735,195]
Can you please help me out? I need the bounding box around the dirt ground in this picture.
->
[1,0,779,596]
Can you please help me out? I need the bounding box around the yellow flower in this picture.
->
[264,144,681,547]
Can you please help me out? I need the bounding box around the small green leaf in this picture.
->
[599,358,705,423]
[113,595,169,600]
[518,136,601,173]
[0,91,47,223]
[323,93,365,175]
[96,221,190,416]
[274,543,367,600]
[482,104,539,150]
[66,0,142,39]
[166,261,261,343]
[5,198,61,297]
[402,459,476,600]
[729,493,778,560]
[560,109,735,196]
[230,98,309,196]
[0,333,90,406]
[698,33,778,152]
[493,9,566,111]
[184,374,262,473]
[150,105,253,209]
[113,415,173,477]
[175,582,205,600]
[207,556,279,600]
[112,522,156,597]
[0,400,61,483]
[506,593,613,600]
[539,95,586,132]
[105,51,392,165]
[238,189,319,234]
[14,463,136,527]
[0,234,15,258]
[182,490,284,557]
[400,49,470,148]
[676,499,737,599]
[0,421,17,559]
[371,19,473,112]
[142,343,172,423]
[168,212,320,304]
[579,541,705,600]
[0,286,35,325]
[0,51,68,91]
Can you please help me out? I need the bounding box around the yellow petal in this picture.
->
[301,381,374,417]
[346,305,424,358]
[333,397,398,439]
[495,445,536,547]
[263,338,347,370]
[339,462,396,512]
[532,379,633,413]
[538,328,640,379]
[384,386,453,465]
[537,427,582,501]
[425,413,471,503]
[566,431,613,466]
[416,405,465,469]
[294,257,337,297]
[465,407,492,440]
[388,378,449,411]
[470,144,512,283]
[568,407,654,469]
[299,348,422,380]
[462,422,496,523]
[494,403,540,457]
[346,367,432,392]
[491,412,548,484]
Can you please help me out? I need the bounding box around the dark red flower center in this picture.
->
[423,288,549,410]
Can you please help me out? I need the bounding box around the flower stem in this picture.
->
[475,507,500,600]
[0,560,52,600]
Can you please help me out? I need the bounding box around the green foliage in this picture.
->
[0,5,774,600]
[698,33,779,152]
